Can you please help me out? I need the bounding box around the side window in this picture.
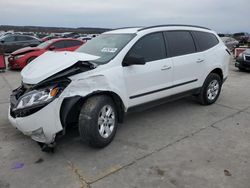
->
[52,41,65,49]
[64,40,82,48]
[24,36,33,41]
[192,31,219,51]
[165,31,196,57]
[3,36,15,42]
[16,36,28,41]
[127,32,166,62]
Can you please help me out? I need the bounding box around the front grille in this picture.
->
[245,55,250,61]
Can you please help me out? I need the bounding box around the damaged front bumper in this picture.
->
[8,95,64,144]
[8,82,63,144]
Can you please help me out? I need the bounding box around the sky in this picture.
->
[0,0,249,33]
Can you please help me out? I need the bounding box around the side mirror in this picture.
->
[49,46,56,51]
[122,54,146,67]
[0,40,4,43]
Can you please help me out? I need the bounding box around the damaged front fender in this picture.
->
[59,75,127,128]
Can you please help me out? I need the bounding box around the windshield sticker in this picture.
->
[101,48,118,53]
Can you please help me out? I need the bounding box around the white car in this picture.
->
[9,25,230,150]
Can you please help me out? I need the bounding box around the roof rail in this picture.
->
[138,24,211,31]
[112,26,142,31]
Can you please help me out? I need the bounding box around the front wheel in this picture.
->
[78,95,118,148]
[198,73,222,105]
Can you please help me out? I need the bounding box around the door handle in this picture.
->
[161,65,172,70]
[196,59,205,63]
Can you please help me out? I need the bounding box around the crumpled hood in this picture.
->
[11,46,40,56]
[21,51,99,84]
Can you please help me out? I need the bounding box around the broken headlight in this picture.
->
[15,86,60,110]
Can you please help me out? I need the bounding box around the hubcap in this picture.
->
[98,105,115,138]
[207,80,220,101]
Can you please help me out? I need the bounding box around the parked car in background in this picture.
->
[62,32,80,38]
[233,32,250,45]
[0,32,14,37]
[41,36,59,42]
[221,37,239,51]
[235,49,250,71]
[8,38,84,69]
[0,34,41,53]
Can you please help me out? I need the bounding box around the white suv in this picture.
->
[9,25,230,150]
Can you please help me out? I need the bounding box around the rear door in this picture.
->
[164,31,205,94]
[24,36,39,47]
[16,36,30,49]
[123,32,173,107]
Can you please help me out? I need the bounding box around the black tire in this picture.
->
[198,73,222,105]
[78,95,118,148]
[26,56,37,65]
[238,67,245,71]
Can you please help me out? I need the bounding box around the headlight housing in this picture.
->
[15,86,60,110]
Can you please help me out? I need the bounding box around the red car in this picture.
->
[8,38,84,69]
[41,36,59,42]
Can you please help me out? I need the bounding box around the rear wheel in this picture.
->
[78,95,118,148]
[198,73,222,105]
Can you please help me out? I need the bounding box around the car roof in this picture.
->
[105,27,142,34]
[3,34,35,38]
[50,38,82,42]
[105,25,212,34]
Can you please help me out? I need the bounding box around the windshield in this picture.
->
[37,40,53,49]
[76,33,136,64]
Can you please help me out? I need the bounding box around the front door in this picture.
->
[123,32,173,107]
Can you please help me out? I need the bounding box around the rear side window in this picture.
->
[165,31,196,57]
[16,36,28,41]
[192,31,219,51]
[52,41,65,49]
[128,32,166,62]
[64,40,82,48]
[24,36,34,41]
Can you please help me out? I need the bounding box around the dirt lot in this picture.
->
[0,58,250,188]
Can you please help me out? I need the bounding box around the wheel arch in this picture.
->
[209,68,223,81]
[60,91,125,130]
